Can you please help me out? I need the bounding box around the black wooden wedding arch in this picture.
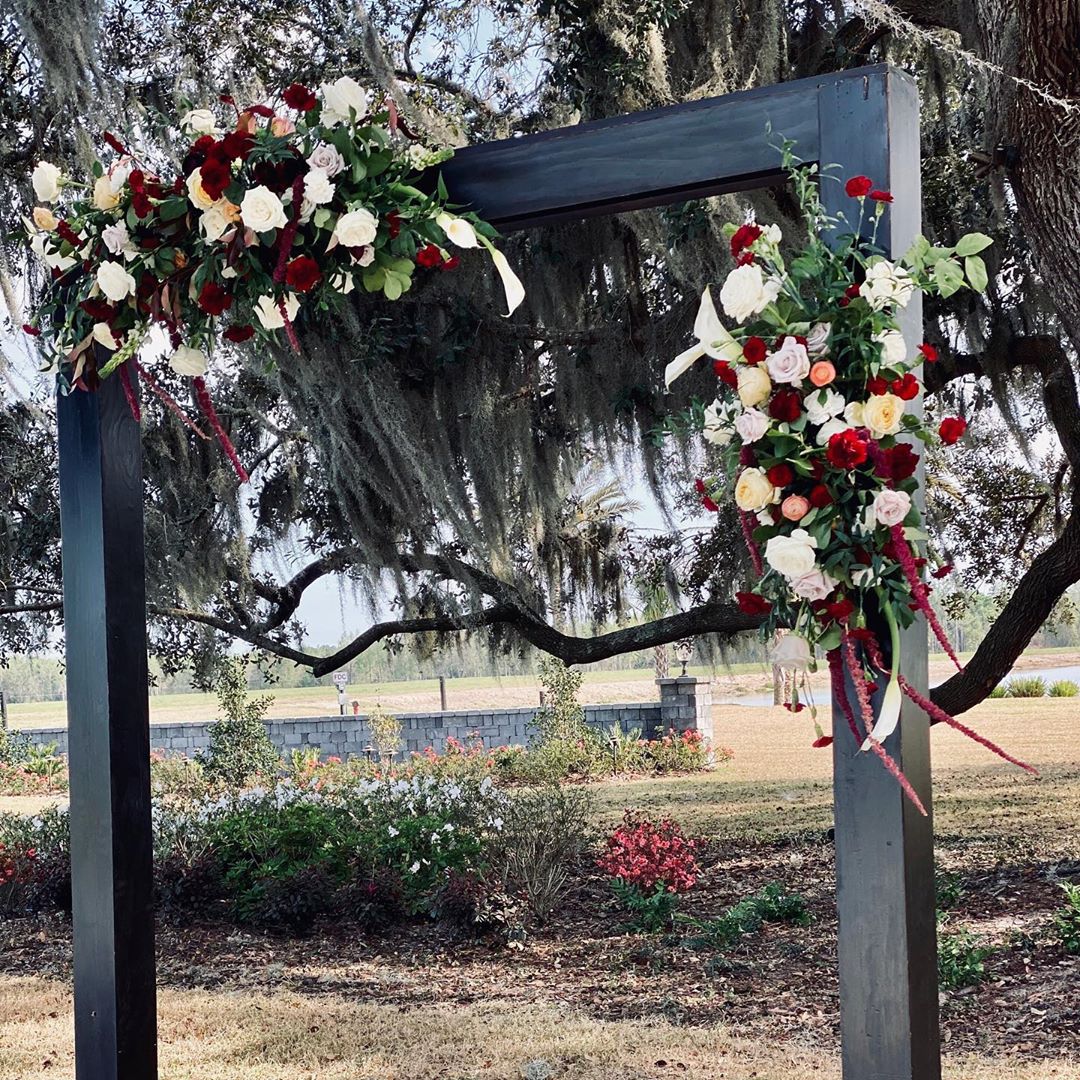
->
[57,63,937,1080]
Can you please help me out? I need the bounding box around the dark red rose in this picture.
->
[21,323,40,336]
[869,189,893,203]
[812,735,834,749]
[224,324,256,343]
[883,443,919,482]
[866,375,889,395]
[284,255,322,292]
[736,592,773,616]
[56,221,81,247]
[825,596,856,622]
[730,223,762,261]
[80,297,115,321]
[283,82,317,112]
[939,416,967,445]
[416,243,444,268]
[197,281,233,316]
[773,334,808,350]
[191,134,215,156]
[769,389,802,423]
[742,336,767,364]
[220,130,255,161]
[128,169,146,192]
[199,157,232,200]
[713,360,738,389]
[891,373,920,400]
[766,463,794,487]
[137,233,161,249]
[386,210,402,239]
[439,255,460,272]
[827,429,869,469]
[845,175,874,198]
[702,496,719,513]
[245,103,275,118]
[918,342,938,363]
[808,483,833,508]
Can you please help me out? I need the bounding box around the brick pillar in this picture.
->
[656,676,713,744]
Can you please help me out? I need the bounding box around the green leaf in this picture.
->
[383,273,403,300]
[818,625,842,653]
[965,254,989,292]
[158,197,188,222]
[932,258,965,298]
[903,235,930,267]
[955,232,993,257]
[362,267,385,292]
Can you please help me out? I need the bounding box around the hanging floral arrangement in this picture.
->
[664,146,1033,811]
[22,77,524,477]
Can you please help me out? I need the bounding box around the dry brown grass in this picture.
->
[0,976,1074,1080]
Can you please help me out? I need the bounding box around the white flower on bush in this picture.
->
[32,161,62,203]
[764,528,819,579]
[859,259,915,310]
[320,76,370,125]
[303,168,335,205]
[766,336,811,386]
[254,292,301,330]
[735,407,770,444]
[875,328,907,368]
[241,185,288,233]
[333,207,379,247]
[815,418,848,446]
[806,321,831,356]
[96,261,136,302]
[702,399,737,445]
[307,143,346,177]
[771,633,811,671]
[805,388,846,427]
[180,109,218,135]
[169,345,208,377]
[872,488,912,527]
[408,860,421,874]
[790,568,837,601]
[719,263,781,322]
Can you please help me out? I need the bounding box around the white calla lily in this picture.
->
[436,211,479,249]
[664,286,742,387]
[475,234,524,315]
[863,602,903,749]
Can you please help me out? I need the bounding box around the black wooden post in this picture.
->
[57,372,157,1080]
[820,71,940,1080]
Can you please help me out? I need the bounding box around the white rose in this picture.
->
[790,568,837,601]
[719,263,781,323]
[702,399,736,445]
[734,467,779,512]
[169,345,208,377]
[737,365,772,408]
[96,260,136,302]
[875,329,907,368]
[857,505,878,535]
[254,293,301,330]
[93,174,122,211]
[304,168,335,205]
[766,336,811,386]
[320,76,369,126]
[859,259,915,311]
[333,207,379,247]
[306,143,346,177]
[805,387,846,426]
[180,109,218,135]
[186,170,215,211]
[734,407,770,444]
[199,206,231,243]
[92,322,120,349]
[241,186,288,233]
[436,211,479,249]
[771,633,811,672]
[331,272,355,294]
[844,401,865,427]
[815,418,849,446]
[101,220,131,257]
[872,488,912,527]
[764,528,818,579]
[806,322,831,356]
[862,393,906,438]
[32,161,62,203]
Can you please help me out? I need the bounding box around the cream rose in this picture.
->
[96,261,136,302]
[306,143,346,177]
[737,365,772,408]
[872,488,912,527]
[859,259,915,311]
[771,633,811,671]
[320,76,369,126]
[241,186,288,233]
[875,329,907,368]
[32,206,57,231]
[254,293,301,330]
[863,393,906,437]
[93,174,122,211]
[764,528,819,579]
[765,336,811,386]
[790,568,837,601]
[333,207,379,247]
[32,161,62,202]
[734,407,770,444]
[169,345,208,377]
[844,401,865,428]
[186,170,215,211]
[805,387,845,426]
[199,206,232,243]
[180,109,217,135]
[436,212,479,249]
[303,168,335,205]
[719,263,781,323]
[734,467,778,512]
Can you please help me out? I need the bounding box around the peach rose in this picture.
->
[781,495,811,521]
[809,360,836,387]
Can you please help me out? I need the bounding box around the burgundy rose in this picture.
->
[197,282,233,316]
[283,82,317,112]
[826,429,868,470]
[939,416,967,445]
[416,243,444,268]
[284,255,322,292]
[768,389,802,423]
[224,324,256,343]
[742,336,767,364]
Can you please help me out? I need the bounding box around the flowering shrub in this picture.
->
[644,728,729,774]
[665,142,1031,801]
[0,732,67,796]
[24,78,522,476]
[0,806,71,915]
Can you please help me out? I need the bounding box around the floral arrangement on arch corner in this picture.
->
[21,77,524,480]
[662,144,1035,812]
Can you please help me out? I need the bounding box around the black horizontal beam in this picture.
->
[440,64,893,231]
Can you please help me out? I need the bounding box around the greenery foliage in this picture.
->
[1053,882,1080,954]
[1048,680,1079,698]
[202,657,281,786]
[680,883,809,950]
[1004,676,1047,698]
[937,922,993,989]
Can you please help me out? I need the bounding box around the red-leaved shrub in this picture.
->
[597,811,699,894]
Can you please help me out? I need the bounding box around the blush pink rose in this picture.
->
[781,495,810,521]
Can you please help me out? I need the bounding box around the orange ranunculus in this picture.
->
[809,360,836,387]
